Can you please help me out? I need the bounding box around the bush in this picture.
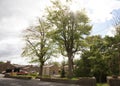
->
[74,59,91,77]
[29,73,38,78]
[60,67,65,78]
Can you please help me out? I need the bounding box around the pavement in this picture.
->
[0,74,79,86]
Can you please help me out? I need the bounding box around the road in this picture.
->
[0,75,79,86]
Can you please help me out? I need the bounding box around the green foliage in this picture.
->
[46,0,92,78]
[60,67,66,78]
[22,19,53,76]
[29,73,39,78]
[74,35,120,82]
[0,61,4,64]
[12,73,39,79]
[22,19,52,62]
[74,36,112,82]
[110,11,120,75]
[104,36,120,75]
[71,78,79,80]
[97,83,109,86]
[74,58,91,77]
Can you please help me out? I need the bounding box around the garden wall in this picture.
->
[40,77,96,86]
[107,76,120,86]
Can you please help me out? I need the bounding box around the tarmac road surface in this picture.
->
[0,76,79,86]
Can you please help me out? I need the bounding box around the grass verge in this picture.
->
[97,83,109,86]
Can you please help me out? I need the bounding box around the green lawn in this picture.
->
[97,83,109,86]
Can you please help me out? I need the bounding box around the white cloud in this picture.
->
[70,0,120,23]
[89,0,120,23]
[11,56,30,65]
[0,38,23,56]
[0,0,51,64]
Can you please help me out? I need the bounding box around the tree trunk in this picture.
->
[119,54,120,75]
[99,72,102,83]
[68,53,74,78]
[39,63,44,77]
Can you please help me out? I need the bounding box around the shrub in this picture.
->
[60,67,65,78]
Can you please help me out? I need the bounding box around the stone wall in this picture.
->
[40,77,96,86]
[107,76,120,86]
[78,77,96,86]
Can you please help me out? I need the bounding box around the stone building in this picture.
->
[0,61,60,76]
[42,64,60,76]
[0,61,15,73]
[21,65,39,73]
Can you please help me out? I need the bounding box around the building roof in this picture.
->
[43,65,54,68]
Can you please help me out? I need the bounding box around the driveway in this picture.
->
[0,77,79,86]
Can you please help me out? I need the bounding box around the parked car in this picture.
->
[17,70,28,75]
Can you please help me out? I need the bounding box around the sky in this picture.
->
[0,0,120,65]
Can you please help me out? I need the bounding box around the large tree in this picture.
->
[84,35,110,82]
[104,36,119,75]
[111,10,120,74]
[22,19,52,77]
[46,0,92,78]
